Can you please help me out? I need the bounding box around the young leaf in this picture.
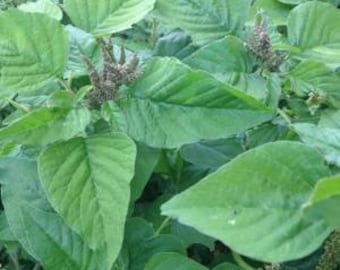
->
[116,57,274,148]
[0,107,91,145]
[161,141,332,262]
[287,2,340,68]
[155,0,252,45]
[38,133,137,266]
[64,0,156,36]
[0,158,107,270]
[0,10,68,94]
[144,252,208,270]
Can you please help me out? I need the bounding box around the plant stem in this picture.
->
[67,71,73,89]
[9,252,20,270]
[150,17,158,48]
[277,108,292,126]
[231,250,256,270]
[6,98,30,113]
[58,79,75,95]
[33,263,41,270]
[154,217,171,236]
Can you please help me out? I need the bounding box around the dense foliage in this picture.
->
[0,0,339,269]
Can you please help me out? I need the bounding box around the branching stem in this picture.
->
[231,250,256,270]
[277,108,292,126]
[6,98,30,113]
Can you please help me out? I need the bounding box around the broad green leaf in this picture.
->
[131,144,161,201]
[47,90,76,108]
[65,25,101,77]
[64,0,156,36]
[115,57,274,148]
[145,252,207,270]
[161,141,331,262]
[124,218,186,270]
[0,10,68,94]
[154,30,198,59]
[155,0,252,45]
[247,123,289,148]
[287,60,340,107]
[319,110,340,129]
[287,2,340,68]
[180,138,244,170]
[184,36,254,75]
[38,133,136,266]
[183,36,268,101]
[0,158,106,270]
[294,123,340,166]
[305,175,340,229]
[0,107,90,145]
[0,213,16,242]
[309,175,340,205]
[111,17,155,56]
[265,73,282,109]
[278,0,340,5]
[171,221,216,249]
[18,0,63,20]
[176,165,210,193]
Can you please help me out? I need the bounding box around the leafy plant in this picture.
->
[0,0,340,269]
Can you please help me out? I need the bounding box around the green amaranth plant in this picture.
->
[0,0,340,269]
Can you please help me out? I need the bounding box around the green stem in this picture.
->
[58,79,75,95]
[6,98,30,113]
[67,71,74,89]
[154,217,171,236]
[33,263,41,270]
[231,250,256,270]
[277,108,292,126]
[9,252,20,270]
[150,17,158,48]
[161,150,177,182]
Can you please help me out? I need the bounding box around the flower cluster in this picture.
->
[246,18,283,72]
[315,231,340,270]
[83,38,139,108]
